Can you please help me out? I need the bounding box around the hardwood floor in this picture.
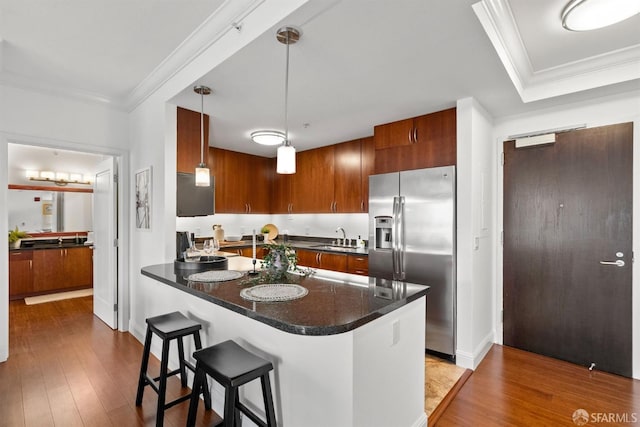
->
[4,297,639,427]
[2,297,218,427]
[436,345,640,426]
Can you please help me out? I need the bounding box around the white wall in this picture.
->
[493,89,640,379]
[0,84,129,361]
[456,97,495,369]
[176,213,368,243]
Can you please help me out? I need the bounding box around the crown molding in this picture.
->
[123,0,265,112]
[472,0,640,103]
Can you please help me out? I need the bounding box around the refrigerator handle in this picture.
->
[392,196,399,277]
[397,196,406,280]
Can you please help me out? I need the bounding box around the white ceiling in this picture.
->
[1,0,639,161]
[8,143,105,176]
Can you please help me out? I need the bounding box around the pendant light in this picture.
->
[276,26,300,175]
[193,85,212,186]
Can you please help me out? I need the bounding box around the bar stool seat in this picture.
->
[135,311,211,427]
[186,340,276,427]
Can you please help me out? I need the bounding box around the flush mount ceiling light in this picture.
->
[194,85,212,187]
[251,130,286,146]
[276,26,301,175]
[561,0,640,31]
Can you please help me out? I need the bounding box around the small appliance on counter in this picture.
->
[175,230,228,273]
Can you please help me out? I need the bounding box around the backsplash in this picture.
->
[176,213,368,242]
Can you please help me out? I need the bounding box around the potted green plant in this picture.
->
[259,243,313,282]
[261,225,270,243]
[8,226,30,249]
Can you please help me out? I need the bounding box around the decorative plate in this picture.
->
[240,284,308,302]
[187,270,243,282]
[262,223,279,240]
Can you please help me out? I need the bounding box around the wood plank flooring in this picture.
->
[4,296,639,427]
[2,297,218,427]
[436,345,640,427]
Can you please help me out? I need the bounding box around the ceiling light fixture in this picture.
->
[561,0,640,31]
[251,130,286,146]
[26,170,92,186]
[193,85,212,187]
[276,26,301,175]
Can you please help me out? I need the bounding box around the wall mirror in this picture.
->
[8,188,93,234]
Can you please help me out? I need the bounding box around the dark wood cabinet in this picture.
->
[32,247,93,294]
[333,137,375,213]
[296,249,348,272]
[374,108,456,174]
[347,255,369,276]
[177,107,210,174]
[271,163,293,213]
[291,146,335,213]
[9,251,33,300]
[209,148,271,214]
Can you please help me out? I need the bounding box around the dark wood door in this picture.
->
[271,157,292,213]
[503,122,633,377]
[9,251,33,299]
[360,136,375,212]
[33,249,65,291]
[291,146,335,213]
[64,247,93,287]
[177,107,210,173]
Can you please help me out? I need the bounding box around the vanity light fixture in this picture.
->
[251,130,286,146]
[194,85,212,187]
[561,0,640,31]
[276,26,301,175]
[26,170,92,186]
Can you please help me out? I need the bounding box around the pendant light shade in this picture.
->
[277,144,296,174]
[275,26,300,175]
[193,85,211,187]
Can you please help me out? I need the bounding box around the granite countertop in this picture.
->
[199,237,369,256]
[141,259,428,336]
[10,241,91,251]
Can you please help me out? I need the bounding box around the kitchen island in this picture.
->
[140,256,429,427]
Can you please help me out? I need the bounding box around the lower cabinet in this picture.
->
[9,251,33,300]
[30,247,93,295]
[296,249,348,272]
[346,255,369,276]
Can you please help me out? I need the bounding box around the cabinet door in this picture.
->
[295,249,319,268]
[271,158,292,214]
[334,139,362,213]
[291,146,335,213]
[9,251,33,299]
[246,155,271,213]
[33,249,65,292]
[177,107,210,173]
[64,247,93,288]
[360,137,375,212]
[347,255,369,276]
[412,107,456,168]
[212,148,248,213]
[318,252,348,272]
[373,117,414,149]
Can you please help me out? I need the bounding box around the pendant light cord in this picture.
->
[284,31,290,147]
[200,91,205,165]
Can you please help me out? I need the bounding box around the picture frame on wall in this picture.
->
[135,166,152,230]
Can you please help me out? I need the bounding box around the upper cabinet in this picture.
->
[291,146,335,213]
[209,148,271,214]
[373,108,456,174]
[177,107,210,174]
[333,137,374,213]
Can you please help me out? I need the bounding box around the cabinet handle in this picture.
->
[413,127,418,143]
[248,203,251,213]
[29,260,32,270]
[408,128,413,144]
[361,200,365,211]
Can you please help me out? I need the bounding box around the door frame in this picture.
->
[0,132,130,334]
[495,119,640,379]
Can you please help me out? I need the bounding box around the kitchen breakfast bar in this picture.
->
[141,256,429,427]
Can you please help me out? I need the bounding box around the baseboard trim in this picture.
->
[413,412,427,427]
[456,331,494,369]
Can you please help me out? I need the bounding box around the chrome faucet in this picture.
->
[336,227,346,246]
[58,236,63,245]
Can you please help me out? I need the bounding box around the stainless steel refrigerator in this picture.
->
[368,166,456,357]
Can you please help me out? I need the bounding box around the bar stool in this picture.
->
[186,340,277,427]
[135,311,211,427]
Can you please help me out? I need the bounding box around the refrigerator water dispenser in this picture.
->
[374,216,393,249]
